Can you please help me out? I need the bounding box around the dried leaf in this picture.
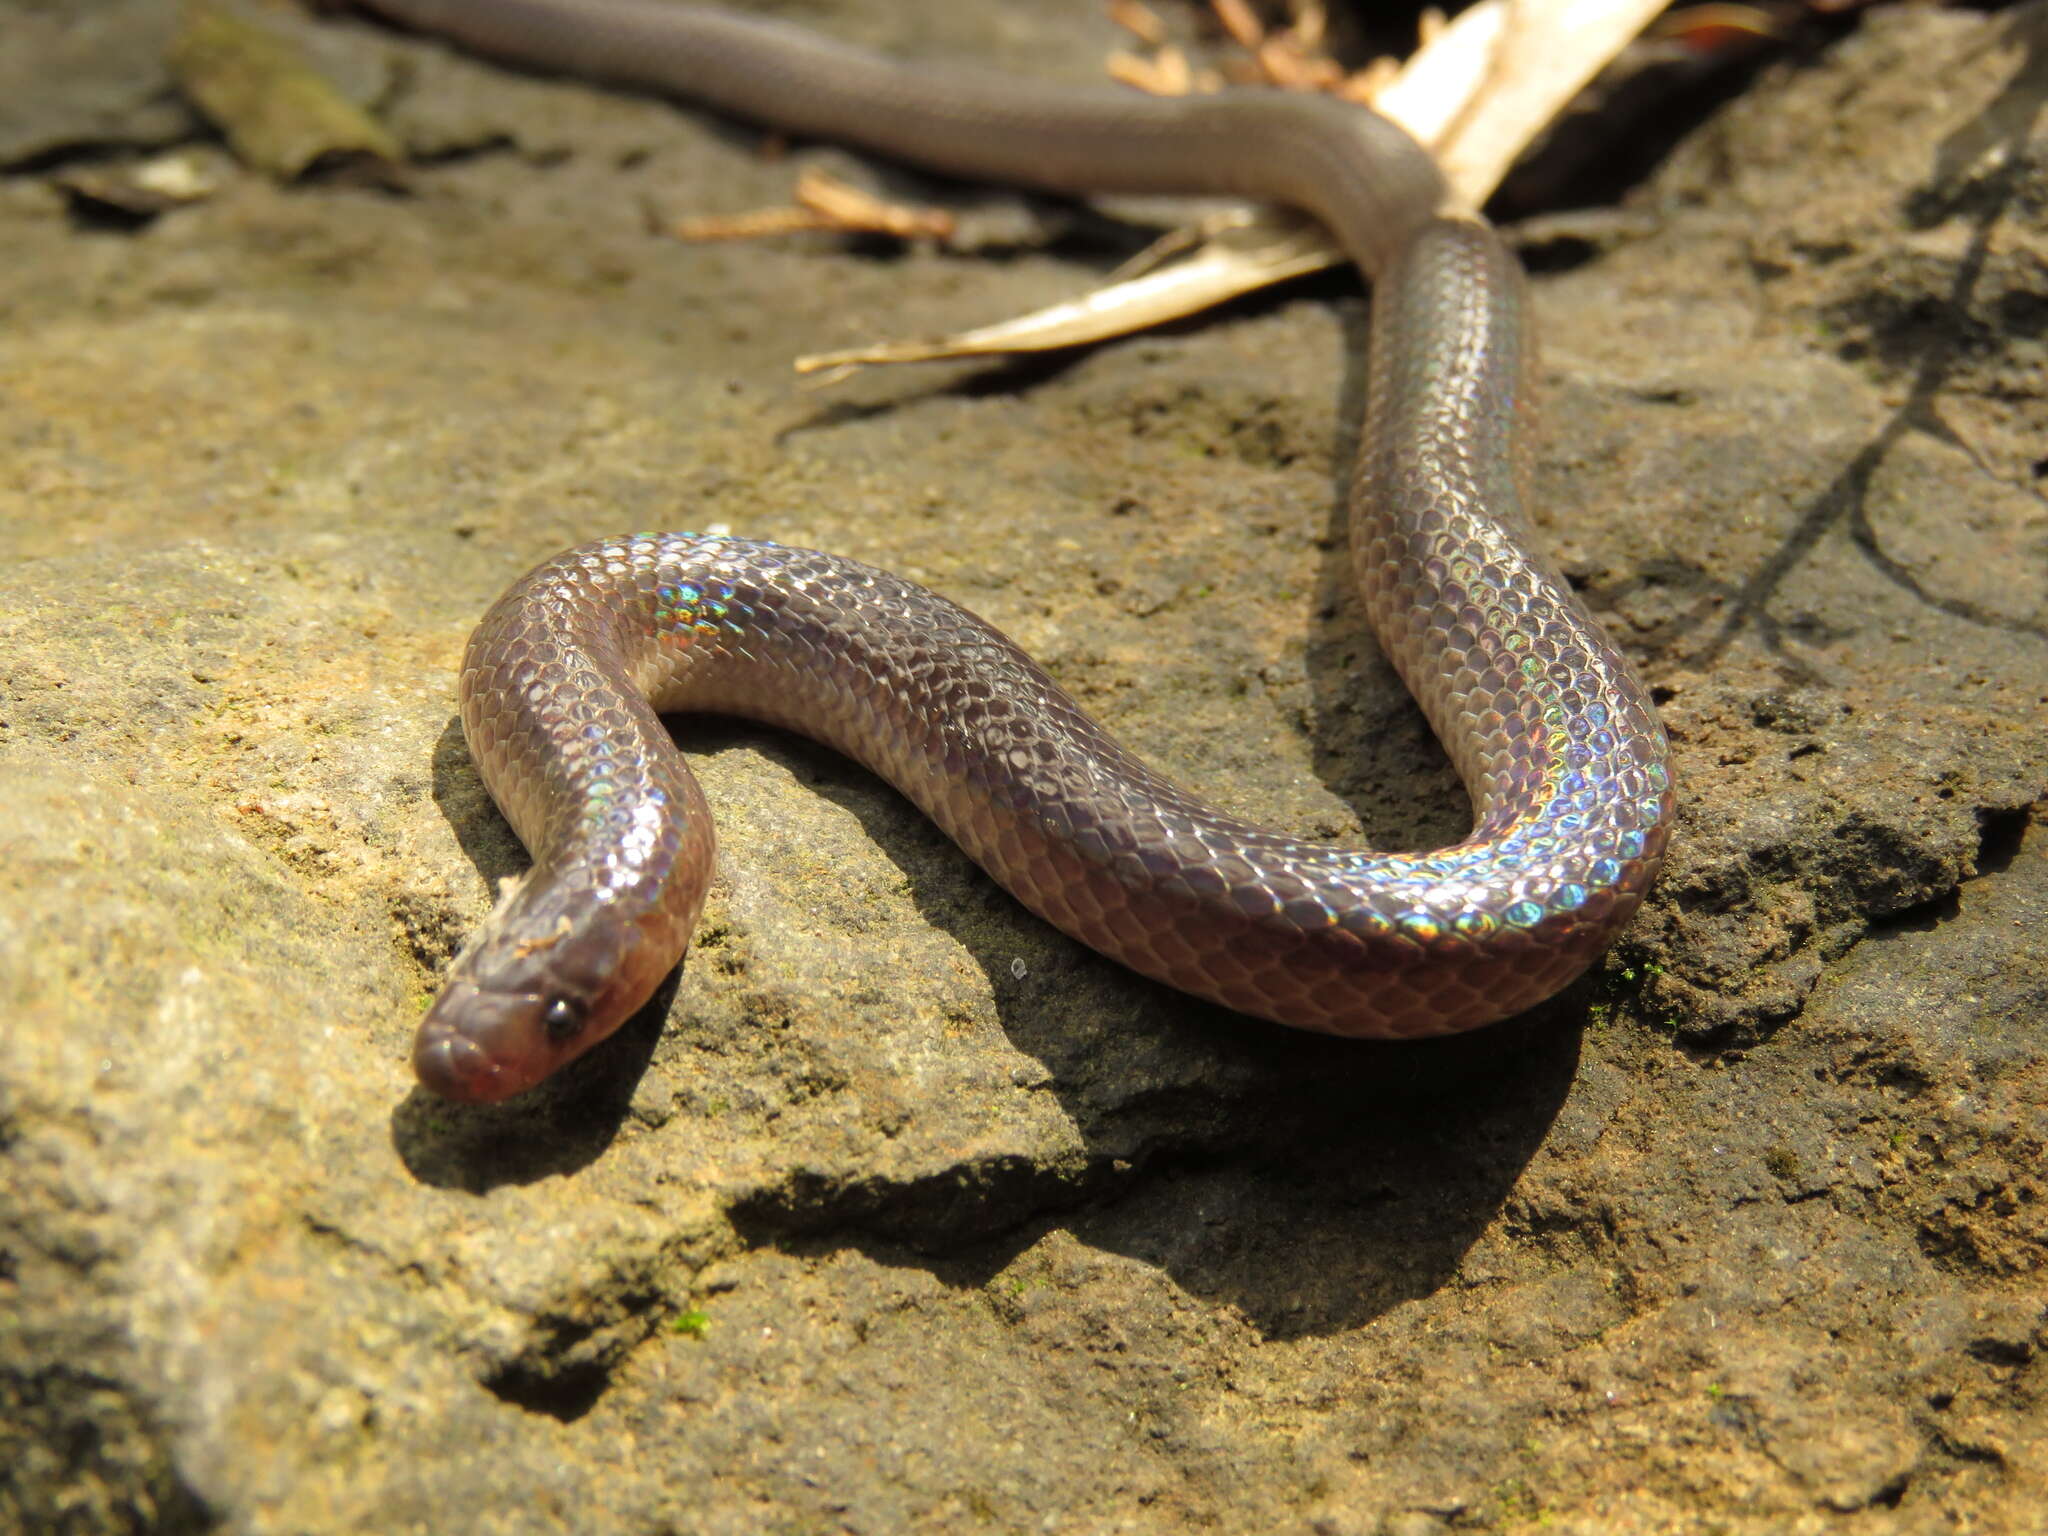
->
[1382,0,1674,203]
[168,0,401,181]
[57,148,234,218]
[797,213,1334,375]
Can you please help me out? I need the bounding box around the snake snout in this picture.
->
[413,982,556,1103]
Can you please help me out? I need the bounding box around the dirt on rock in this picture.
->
[1,2,2043,1533]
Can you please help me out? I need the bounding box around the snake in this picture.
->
[363,0,1677,1103]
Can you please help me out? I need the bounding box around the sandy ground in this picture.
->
[2,2,2044,1532]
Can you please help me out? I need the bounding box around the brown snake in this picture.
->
[360,0,1677,1103]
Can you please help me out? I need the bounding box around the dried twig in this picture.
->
[671,165,954,244]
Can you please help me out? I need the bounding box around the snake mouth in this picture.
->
[412,982,557,1103]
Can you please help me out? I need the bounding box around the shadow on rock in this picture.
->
[731,1002,1580,1342]
[714,724,1579,1339]
[1069,1009,1583,1340]
[427,713,523,891]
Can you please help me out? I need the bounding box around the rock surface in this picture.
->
[2,2,2044,1532]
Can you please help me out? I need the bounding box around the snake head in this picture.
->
[412,876,676,1104]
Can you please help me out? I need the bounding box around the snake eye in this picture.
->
[541,997,585,1042]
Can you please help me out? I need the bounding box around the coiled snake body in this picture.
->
[368,0,1677,1103]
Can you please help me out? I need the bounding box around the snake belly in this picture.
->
[377,0,1678,1103]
